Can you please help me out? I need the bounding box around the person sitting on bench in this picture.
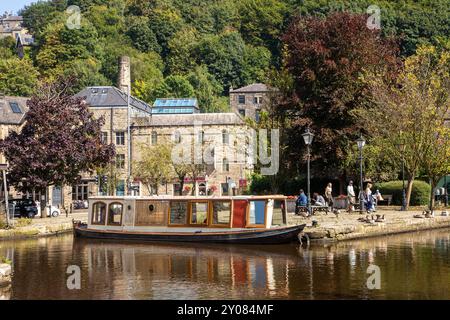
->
[312,193,326,207]
[295,189,309,216]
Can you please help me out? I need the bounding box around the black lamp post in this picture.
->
[396,140,407,211]
[356,135,366,214]
[445,174,448,207]
[302,128,314,215]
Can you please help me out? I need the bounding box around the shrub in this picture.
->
[374,180,431,206]
[0,256,12,265]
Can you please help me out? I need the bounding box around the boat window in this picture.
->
[211,201,231,226]
[248,200,266,226]
[92,202,106,225]
[169,201,188,225]
[108,202,123,226]
[272,200,286,226]
[190,202,208,225]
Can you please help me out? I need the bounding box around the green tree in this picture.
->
[0,57,39,96]
[133,143,173,195]
[186,65,227,112]
[354,44,450,209]
[125,16,161,53]
[153,75,195,99]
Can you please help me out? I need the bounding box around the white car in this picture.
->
[35,202,61,218]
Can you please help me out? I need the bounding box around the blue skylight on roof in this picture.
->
[9,102,22,114]
[153,99,198,108]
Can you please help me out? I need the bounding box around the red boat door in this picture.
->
[232,200,247,228]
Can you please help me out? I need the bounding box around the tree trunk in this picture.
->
[405,177,414,210]
[429,178,436,211]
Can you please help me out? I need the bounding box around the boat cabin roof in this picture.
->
[88,195,288,201]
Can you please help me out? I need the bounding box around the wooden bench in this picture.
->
[377,194,392,206]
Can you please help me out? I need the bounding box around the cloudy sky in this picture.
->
[1,0,36,15]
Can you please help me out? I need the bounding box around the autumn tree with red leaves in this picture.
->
[276,12,400,187]
[0,78,115,193]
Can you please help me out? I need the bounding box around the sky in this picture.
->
[1,0,36,15]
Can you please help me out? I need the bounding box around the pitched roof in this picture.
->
[75,86,152,114]
[132,113,244,127]
[0,95,28,125]
[229,83,271,93]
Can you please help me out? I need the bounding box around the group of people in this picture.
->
[347,180,383,213]
[295,181,383,216]
[295,183,334,216]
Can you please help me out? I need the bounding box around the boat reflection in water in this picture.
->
[75,239,298,299]
[1,228,450,299]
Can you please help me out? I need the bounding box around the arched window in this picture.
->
[108,202,123,226]
[222,130,229,145]
[151,131,158,145]
[92,202,106,225]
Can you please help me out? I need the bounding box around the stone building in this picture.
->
[0,95,28,202]
[0,13,33,45]
[70,86,252,206]
[229,83,275,121]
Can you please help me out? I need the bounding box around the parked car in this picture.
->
[34,201,61,218]
[10,199,38,218]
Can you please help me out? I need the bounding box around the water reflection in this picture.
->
[0,229,449,299]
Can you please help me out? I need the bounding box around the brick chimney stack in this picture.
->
[118,56,131,94]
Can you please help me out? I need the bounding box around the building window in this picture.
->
[9,102,22,113]
[222,130,229,145]
[72,184,89,201]
[151,131,158,145]
[253,96,262,104]
[238,109,245,117]
[100,132,108,144]
[116,180,125,196]
[255,109,261,123]
[173,131,181,143]
[116,154,125,169]
[198,130,204,144]
[238,95,245,104]
[115,131,125,145]
[222,158,229,172]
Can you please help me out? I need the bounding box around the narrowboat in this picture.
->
[73,195,305,244]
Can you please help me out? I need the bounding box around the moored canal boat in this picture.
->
[73,195,305,244]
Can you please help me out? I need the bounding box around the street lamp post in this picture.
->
[302,128,314,215]
[356,135,366,214]
[396,140,407,211]
[445,174,448,207]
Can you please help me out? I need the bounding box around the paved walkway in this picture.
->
[0,210,88,240]
[288,208,450,241]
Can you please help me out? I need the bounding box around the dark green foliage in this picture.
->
[9,0,450,110]
[374,180,431,206]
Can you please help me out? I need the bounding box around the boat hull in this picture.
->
[73,224,305,244]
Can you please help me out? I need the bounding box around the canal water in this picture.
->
[1,229,449,299]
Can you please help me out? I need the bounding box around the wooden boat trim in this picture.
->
[75,224,301,236]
